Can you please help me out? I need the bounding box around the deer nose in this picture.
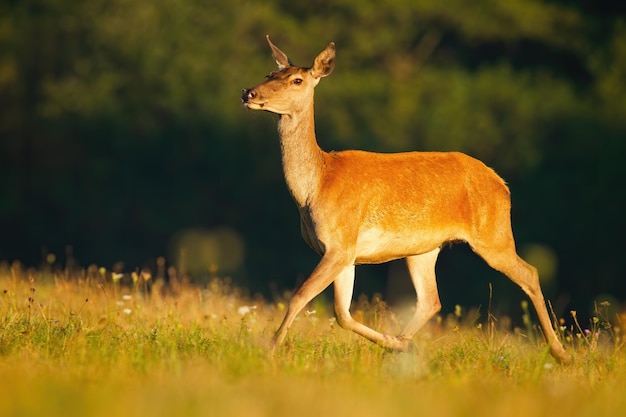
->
[241,88,257,102]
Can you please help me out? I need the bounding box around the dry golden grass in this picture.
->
[0,261,624,417]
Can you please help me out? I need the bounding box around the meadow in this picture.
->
[0,261,624,417]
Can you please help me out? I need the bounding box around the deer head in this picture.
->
[241,35,335,116]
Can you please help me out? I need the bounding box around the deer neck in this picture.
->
[277,104,325,208]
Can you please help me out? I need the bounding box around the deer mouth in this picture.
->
[242,100,266,110]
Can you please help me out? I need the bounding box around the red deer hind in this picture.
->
[241,35,570,363]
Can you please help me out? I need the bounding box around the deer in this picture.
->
[241,35,571,363]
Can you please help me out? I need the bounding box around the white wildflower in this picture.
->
[237,305,257,316]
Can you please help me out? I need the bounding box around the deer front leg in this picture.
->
[273,251,353,346]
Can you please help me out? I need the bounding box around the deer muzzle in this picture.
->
[241,88,257,103]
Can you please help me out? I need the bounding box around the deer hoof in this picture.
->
[382,335,411,351]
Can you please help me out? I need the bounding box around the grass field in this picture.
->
[0,262,624,417]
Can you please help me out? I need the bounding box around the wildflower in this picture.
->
[112,272,123,283]
[306,310,319,324]
[237,305,257,316]
[122,295,132,301]
[141,270,152,281]
[123,308,132,315]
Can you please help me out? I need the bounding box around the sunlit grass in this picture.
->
[0,261,624,417]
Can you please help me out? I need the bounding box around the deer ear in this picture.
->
[311,42,335,79]
[266,35,294,70]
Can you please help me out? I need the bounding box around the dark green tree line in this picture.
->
[1,0,625,315]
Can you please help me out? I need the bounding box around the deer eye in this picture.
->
[292,78,303,85]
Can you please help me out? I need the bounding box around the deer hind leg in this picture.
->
[395,248,442,345]
[470,234,571,363]
[333,264,408,350]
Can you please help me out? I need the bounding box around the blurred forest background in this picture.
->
[1,0,625,318]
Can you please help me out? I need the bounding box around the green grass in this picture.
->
[0,263,624,417]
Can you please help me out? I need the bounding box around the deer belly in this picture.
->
[354,227,454,264]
